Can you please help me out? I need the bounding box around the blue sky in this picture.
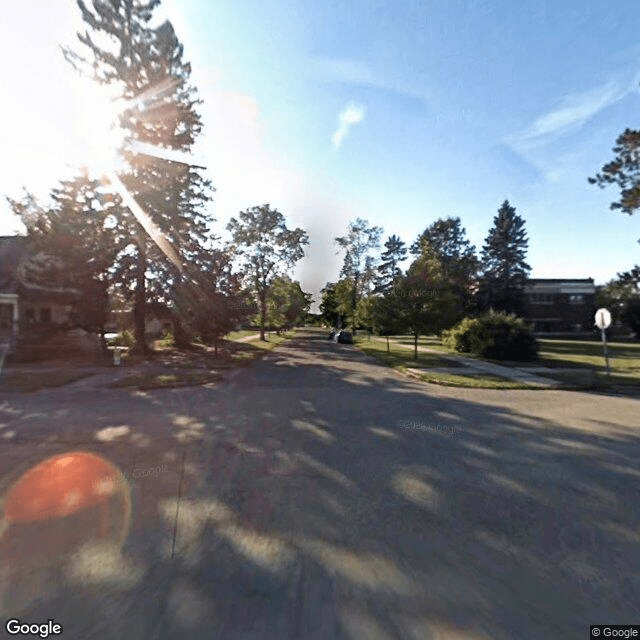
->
[1,0,640,306]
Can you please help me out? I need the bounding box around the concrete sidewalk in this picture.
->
[372,337,561,387]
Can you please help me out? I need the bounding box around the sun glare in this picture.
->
[72,81,127,177]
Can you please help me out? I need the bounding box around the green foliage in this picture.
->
[227,204,309,339]
[113,329,136,349]
[156,329,175,348]
[334,218,382,328]
[477,200,531,315]
[377,247,461,357]
[319,280,355,328]
[621,298,640,339]
[443,311,538,361]
[9,172,122,334]
[589,128,640,218]
[409,217,478,313]
[375,234,407,293]
[64,0,215,352]
[264,276,312,331]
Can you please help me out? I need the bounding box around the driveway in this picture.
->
[0,327,638,639]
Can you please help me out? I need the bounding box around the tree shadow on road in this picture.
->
[0,329,638,639]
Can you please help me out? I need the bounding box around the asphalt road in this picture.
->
[0,327,639,639]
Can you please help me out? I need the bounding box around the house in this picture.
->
[523,278,597,334]
[105,301,175,338]
[0,236,80,353]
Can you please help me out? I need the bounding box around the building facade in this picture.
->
[523,278,596,334]
[0,236,77,353]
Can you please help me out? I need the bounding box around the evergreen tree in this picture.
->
[9,172,124,341]
[477,200,531,315]
[410,217,478,312]
[64,0,215,353]
[374,234,407,293]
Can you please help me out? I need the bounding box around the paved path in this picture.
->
[372,337,562,387]
[236,333,261,342]
[0,328,638,639]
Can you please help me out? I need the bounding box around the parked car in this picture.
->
[336,330,353,344]
[328,329,337,340]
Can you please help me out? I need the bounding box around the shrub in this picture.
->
[113,329,135,349]
[157,329,175,348]
[442,311,538,361]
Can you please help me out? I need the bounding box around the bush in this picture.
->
[442,311,538,361]
[113,329,135,349]
[157,329,175,348]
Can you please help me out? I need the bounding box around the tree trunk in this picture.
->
[259,288,267,341]
[133,247,148,354]
[414,332,418,360]
[386,336,390,352]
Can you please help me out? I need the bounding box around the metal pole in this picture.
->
[601,328,610,376]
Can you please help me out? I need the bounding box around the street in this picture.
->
[0,327,638,639]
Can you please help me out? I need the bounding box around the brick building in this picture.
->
[523,278,596,334]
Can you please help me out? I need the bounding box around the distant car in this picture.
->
[336,331,353,344]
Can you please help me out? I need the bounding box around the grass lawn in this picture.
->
[354,337,536,389]
[378,334,640,393]
[386,335,453,353]
[0,370,96,392]
[403,370,535,389]
[225,329,261,341]
[355,336,459,368]
[228,330,296,363]
[537,338,640,373]
[108,370,223,390]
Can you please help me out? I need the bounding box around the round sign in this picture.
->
[594,308,612,330]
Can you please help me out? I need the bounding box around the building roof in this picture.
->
[527,278,594,283]
[0,235,79,300]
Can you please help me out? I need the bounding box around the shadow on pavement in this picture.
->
[0,328,638,639]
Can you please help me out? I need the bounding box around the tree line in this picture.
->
[321,200,534,356]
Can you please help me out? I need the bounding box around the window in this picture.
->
[569,294,585,304]
[573,324,582,332]
[25,308,35,321]
[40,307,51,323]
[529,293,553,305]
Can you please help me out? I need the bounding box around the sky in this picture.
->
[1,0,640,310]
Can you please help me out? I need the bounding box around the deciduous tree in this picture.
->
[227,204,308,340]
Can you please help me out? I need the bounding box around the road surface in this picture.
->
[0,328,638,639]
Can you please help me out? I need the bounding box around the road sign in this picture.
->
[594,308,612,376]
[595,308,612,330]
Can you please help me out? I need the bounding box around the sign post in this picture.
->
[594,308,612,377]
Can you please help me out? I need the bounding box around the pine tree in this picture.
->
[477,200,531,315]
[9,171,124,339]
[375,234,407,293]
[64,0,214,353]
[410,217,478,312]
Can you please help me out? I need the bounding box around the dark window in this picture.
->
[25,308,35,321]
[40,307,51,323]
[530,293,553,305]
[568,294,585,304]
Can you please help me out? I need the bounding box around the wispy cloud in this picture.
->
[312,57,432,107]
[509,73,639,153]
[331,102,366,149]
